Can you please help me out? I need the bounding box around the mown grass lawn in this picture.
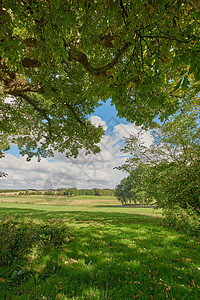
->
[0,199,199,299]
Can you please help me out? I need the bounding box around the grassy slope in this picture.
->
[0,197,199,299]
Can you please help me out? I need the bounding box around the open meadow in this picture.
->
[0,195,199,299]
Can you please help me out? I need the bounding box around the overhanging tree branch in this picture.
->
[19,93,88,134]
[21,58,41,68]
[91,34,114,48]
[67,42,131,76]
[4,82,44,96]
[62,101,88,131]
[18,93,53,138]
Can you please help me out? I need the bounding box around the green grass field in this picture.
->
[0,196,199,299]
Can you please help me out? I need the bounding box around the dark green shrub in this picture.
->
[0,215,73,266]
[163,206,200,236]
[152,161,200,211]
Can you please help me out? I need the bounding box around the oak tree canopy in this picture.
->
[0,0,199,160]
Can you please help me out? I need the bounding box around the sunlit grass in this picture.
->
[0,200,199,299]
[0,194,120,206]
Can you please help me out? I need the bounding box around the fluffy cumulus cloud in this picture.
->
[90,115,108,131]
[0,117,153,190]
[113,123,140,137]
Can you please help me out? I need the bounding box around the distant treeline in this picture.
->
[0,188,115,196]
[61,188,114,196]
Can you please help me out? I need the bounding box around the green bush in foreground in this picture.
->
[151,161,200,211]
[163,206,200,237]
[0,215,73,266]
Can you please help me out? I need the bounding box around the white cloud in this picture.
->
[140,131,154,147]
[113,123,153,146]
[90,115,108,131]
[1,116,153,190]
[0,153,126,190]
[114,123,140,137]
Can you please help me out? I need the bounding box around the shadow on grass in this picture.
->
[0,207,199,299]
[0,206,161,223]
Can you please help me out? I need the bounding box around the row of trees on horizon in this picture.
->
[0,188,115,197]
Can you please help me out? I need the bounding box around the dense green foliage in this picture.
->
[116,103,200,234]
[115,164,154,205]
[150,161,200,211]
[163,206,200,236]
[115,176,133,204]
[149,161,200,235]
[0,0,200,159]
[115,157,200,214]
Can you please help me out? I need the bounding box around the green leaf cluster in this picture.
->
[115,164,154,205]
[0,0,200,158]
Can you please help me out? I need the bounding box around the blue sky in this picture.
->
[91,99,129,124]
[1,100,153,190]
